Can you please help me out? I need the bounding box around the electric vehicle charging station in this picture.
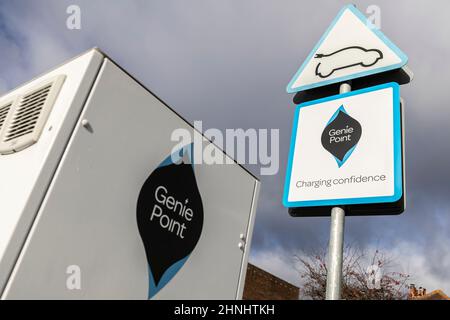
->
[0,48,260,299]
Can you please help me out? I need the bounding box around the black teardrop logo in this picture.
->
[321,105,362,167]
[136,144,203,298]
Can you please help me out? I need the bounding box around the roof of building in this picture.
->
[243,263,299,300]
[410,289,450,300]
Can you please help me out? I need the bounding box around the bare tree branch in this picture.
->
[295,245,411,300]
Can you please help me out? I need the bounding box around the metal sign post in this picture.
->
[326,206,345,300]
[325,83,350,300]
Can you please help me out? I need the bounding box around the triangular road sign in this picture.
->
[287,4,408,93]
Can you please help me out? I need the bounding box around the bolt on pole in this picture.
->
[325,82,350,300]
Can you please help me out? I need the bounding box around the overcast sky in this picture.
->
[1,0,449,295]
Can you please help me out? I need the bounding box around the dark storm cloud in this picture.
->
[1,0,450,290]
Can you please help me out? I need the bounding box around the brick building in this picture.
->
[242,263,299,300]
[408,284,450,300]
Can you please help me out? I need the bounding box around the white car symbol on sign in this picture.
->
[315,46,383,78]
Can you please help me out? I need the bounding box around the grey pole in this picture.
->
[325,207,345,300]
[325,82,350,300]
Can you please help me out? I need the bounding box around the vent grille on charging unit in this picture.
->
[0,102,12,134]
[4,84,52,142]
[0,75,65,155]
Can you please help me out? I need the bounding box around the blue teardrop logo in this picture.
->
[136,143,204,298]
[321,105,362,167]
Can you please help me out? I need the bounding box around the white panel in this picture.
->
[0,49,104,294]
[289,87,394,201]
[284,83,402,208]
[3,59,259,299]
